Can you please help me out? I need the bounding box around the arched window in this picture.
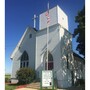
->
[20,51,29,68]
[43,51,53,70]
[21,51,29,61]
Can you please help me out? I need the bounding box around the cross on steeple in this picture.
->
[32,14,38,28]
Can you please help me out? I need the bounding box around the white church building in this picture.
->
[10,5,85,88]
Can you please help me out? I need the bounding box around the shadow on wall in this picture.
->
[59,28,85,88]
[59,29,74,88]
[36,28,74,88]
[36,28,84,88]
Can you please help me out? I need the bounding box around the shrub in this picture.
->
[5,78,10,83]
[16,68,36,84]
[5,78,9,83]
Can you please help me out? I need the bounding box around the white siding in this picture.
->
[39,5,68,30]
[36,24,61,77]
[39,6,57,30]
[11,27,36,79]
[57,26,73,88]
[36,24,73,88]
[20,28,36,69]
[57,6,68,30]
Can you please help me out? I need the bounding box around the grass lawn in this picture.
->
[5,74,19,90]
[5,84,57,90]
[5,84,18,90]
[5,75,57,90]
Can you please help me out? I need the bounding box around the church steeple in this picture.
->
[39,5,68,30]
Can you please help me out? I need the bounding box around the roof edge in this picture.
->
[10,26,37,59]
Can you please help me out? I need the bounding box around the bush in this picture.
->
[5,78,10,83]
[16,68,36,84]
[5,78,9,83]
[5,75,11,83]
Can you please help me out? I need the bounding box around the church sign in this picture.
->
[42,70,53,87]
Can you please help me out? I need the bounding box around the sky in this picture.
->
[5,0,85,74]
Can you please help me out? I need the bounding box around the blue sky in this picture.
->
[5,0,85,74]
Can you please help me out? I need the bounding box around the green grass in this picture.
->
[5,74,17,90]
[5,84,17,90]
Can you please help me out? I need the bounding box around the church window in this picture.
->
[21,51,29,61]
[43,51,53,70]
[20,51,29,68]
[29,34,32,38]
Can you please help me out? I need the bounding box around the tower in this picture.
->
[39,5,68,30]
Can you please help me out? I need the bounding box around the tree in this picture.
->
[73,6,85,58]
